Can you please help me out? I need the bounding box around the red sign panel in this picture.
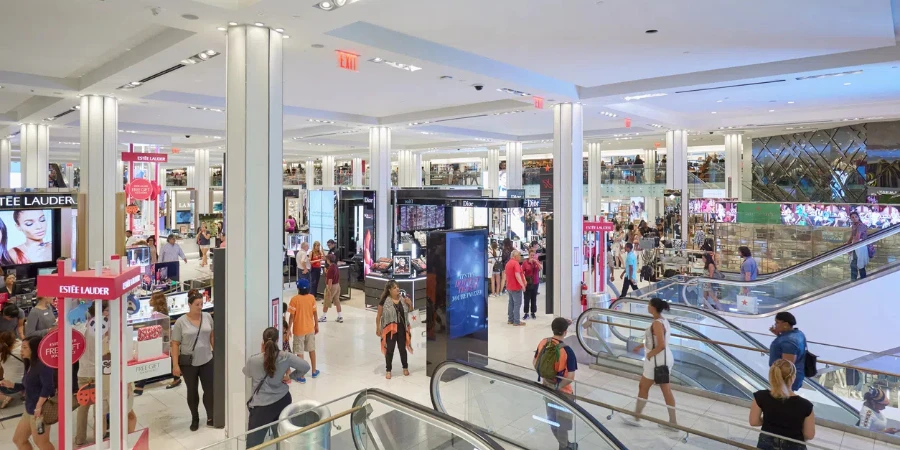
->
[39,328,86,368]
[583,221,615,232]
[337,51,359,72]
[126,178,154,201]
[624,118,632,128]
[533,96,544,110]
[121,153,168,163]
[37,266,142,300]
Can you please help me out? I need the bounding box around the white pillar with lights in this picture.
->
[552,103,583,319]
[486,147,500,196]
[321,155,335,187]
[0,139,10,188]
[79,95,118,266]
[666,130,690,240]
[20,123,49,188]
[224,24,283,436]
[423,160,431,186]
[505,142,523,190]
[587,141,602,216]
[724,133,743,200]
[352,157,363,187]
[305,159,317,189]
[397,149,421,187]
[369,127,391,257]
[195,149,210,214]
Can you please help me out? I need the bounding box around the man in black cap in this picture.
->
[769,312,808,391]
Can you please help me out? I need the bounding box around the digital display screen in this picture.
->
[689,199,737,223]
[309,190,336,247]
[0,210,54,265]
[446,231,487,339]
[398,205,445,231]
[780,203,900,228]
[175,211,192,224]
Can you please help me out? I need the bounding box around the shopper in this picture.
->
[146,235,158,264]
[285,215,297,233]
[739,246,758,282]
[197,225,212,267]
[749,359,816,449]
[375,280,413,379]
[623,297,678,429]
[769,312,807,392]
[295,242,310,282]
[288,279,320,383]
[326,239,337,261]
[172,291,214,431]
[858,386,900,434]
[612,224,624,269]
[490,242,502,297]
[847,211,869,281]
[3,273,19,297]
[619,243,639,298]
[160,234,188,264]
[500,239,514,292]
[24,297,55,339]
[505,250,526,326]
[533,317,578,450]
[309,241,325,299]
[243,327,310,447]
[522,249,542,320]
[12,336,54,450]
[0,331,25,409]
[321,254,343,323]
[1,303,25,340]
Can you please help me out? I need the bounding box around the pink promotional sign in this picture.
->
[38,328,86,369]
[121,153,168,163]
[37,266,142,300]
[126,178,155,201]
[583,221,615,232]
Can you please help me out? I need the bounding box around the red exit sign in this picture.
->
[337,51,359,72]
[533,96,544,109]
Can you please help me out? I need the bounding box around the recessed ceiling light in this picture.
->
[371,57,383,63]
[844,82,852,86]
[317,1,334,10]
[645,29,658,34]
[129,81,142,86]
[768,109,775,112]
[787,101,795,104]
[599,111,618,118]
[716,100,723,103]
[796,70,863,80]
[217,27,227,31]
[254,22,264,26]
[205,50,217,56]
[275,28,284,32]
[283,35,290,39]
[624,92,667,101]
[229,22,238,26]
[711,111,717,114]
[181,14,200,20]
[198,53,209,60]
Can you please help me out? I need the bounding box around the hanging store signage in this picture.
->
[38,266,142,300]
[126,178,159,201]
[533,96,544,109]
[121,153,168,163]
[38,328,86,368]
[583,221,615,232]
[0,193,76,210]
[702,189,728,199]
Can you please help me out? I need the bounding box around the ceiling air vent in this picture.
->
[43,105,79,122]
[118,50,219,90]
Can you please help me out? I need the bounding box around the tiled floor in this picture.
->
[1,259,897,449]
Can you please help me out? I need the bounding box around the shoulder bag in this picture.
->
[652,321,670,385]
[246,362,269,410]
[178,315,204,367]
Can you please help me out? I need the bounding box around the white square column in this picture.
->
[20,123,49,188]
[305,159,317,189]
[369,127,391,257]
[321,155,335,187]
[666,130,690,239]
[194,149,211,214]
[397,149,421,187]
[0,139,10,188]
[586,142,603,217]
[505,142,523,190]
[352,157,363,187]
[552,103,583,319]
[724,133,743,200]
[224,24,283,436]
[486,147,500,196]
[80,95,118,266]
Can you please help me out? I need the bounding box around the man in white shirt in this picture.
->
[159,235,188,263]
[296,242,311,281]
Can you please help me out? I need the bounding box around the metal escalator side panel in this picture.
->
[430,360,628,450]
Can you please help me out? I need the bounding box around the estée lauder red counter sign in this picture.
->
[37,264,141,300]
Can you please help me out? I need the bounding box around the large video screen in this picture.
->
[689,199,737,223]
[446,230,487,339]
[309,190,336,247]
[398,205,445,231]
[0,210,54,265]
[780,203,900,228]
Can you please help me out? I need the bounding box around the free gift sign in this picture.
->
[38,328,86,368]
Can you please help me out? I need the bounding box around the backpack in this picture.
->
[640,265,654,282]
[804,349,818,378]
[868,244,876,259]
[534,338,562,386]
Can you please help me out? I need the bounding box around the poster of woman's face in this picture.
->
[393,256,411,276]
[0,210,53,265]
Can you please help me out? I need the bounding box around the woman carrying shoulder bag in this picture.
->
[623,298,678,430]
[12,336,55,450]
[171,292,214,431]
[243,327,310,447]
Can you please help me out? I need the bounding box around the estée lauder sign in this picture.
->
[0,194,77,210]
[38,266,141,300]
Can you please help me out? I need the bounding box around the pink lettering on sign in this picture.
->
[38,329,86,369]
[121,153,168,163]
[126,178,155,201]
[583,221,615,232]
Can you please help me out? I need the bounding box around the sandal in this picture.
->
[403,369,410,376]
[385,372,392,380]
[0,396,12,409]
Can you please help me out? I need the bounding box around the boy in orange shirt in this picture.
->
[288,279,320,382]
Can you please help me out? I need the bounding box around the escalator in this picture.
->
[430,360,627,450]
[575,306,861,427]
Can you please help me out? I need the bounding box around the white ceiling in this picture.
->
[0,0,899,163]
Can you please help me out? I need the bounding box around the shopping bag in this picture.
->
[736,295,758,314]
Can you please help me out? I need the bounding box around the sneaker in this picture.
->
[311,370,321,378]
[298,376,307,384]
[531,313,537,319]
[620,415,642,427]
[318,316,327,322]
[336,317,343,323]
[522,314,528,321]
[657,422,682,439]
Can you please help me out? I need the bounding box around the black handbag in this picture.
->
[652,323,670,385]
[178,315,203,367]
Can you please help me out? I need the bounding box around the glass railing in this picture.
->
[431,360,626,449]
[199,388,504,450]
[576,307,861,426]
[599,165,661,185]
[460,355,837,450]
[635,223,900,316]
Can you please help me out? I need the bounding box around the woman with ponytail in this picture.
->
[749,359,816,449]
[0,331,25,408]
[243,326,310,447]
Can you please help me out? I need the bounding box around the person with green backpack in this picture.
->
[533,317,578,450]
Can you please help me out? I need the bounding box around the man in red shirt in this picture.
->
[320,254,343,323]
[522,249,542,320]
[505,250,526,326]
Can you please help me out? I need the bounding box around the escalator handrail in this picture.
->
[670,223,900,287]
[430,360,627,450]
[351,388,505,450]
[605,298,860,420]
